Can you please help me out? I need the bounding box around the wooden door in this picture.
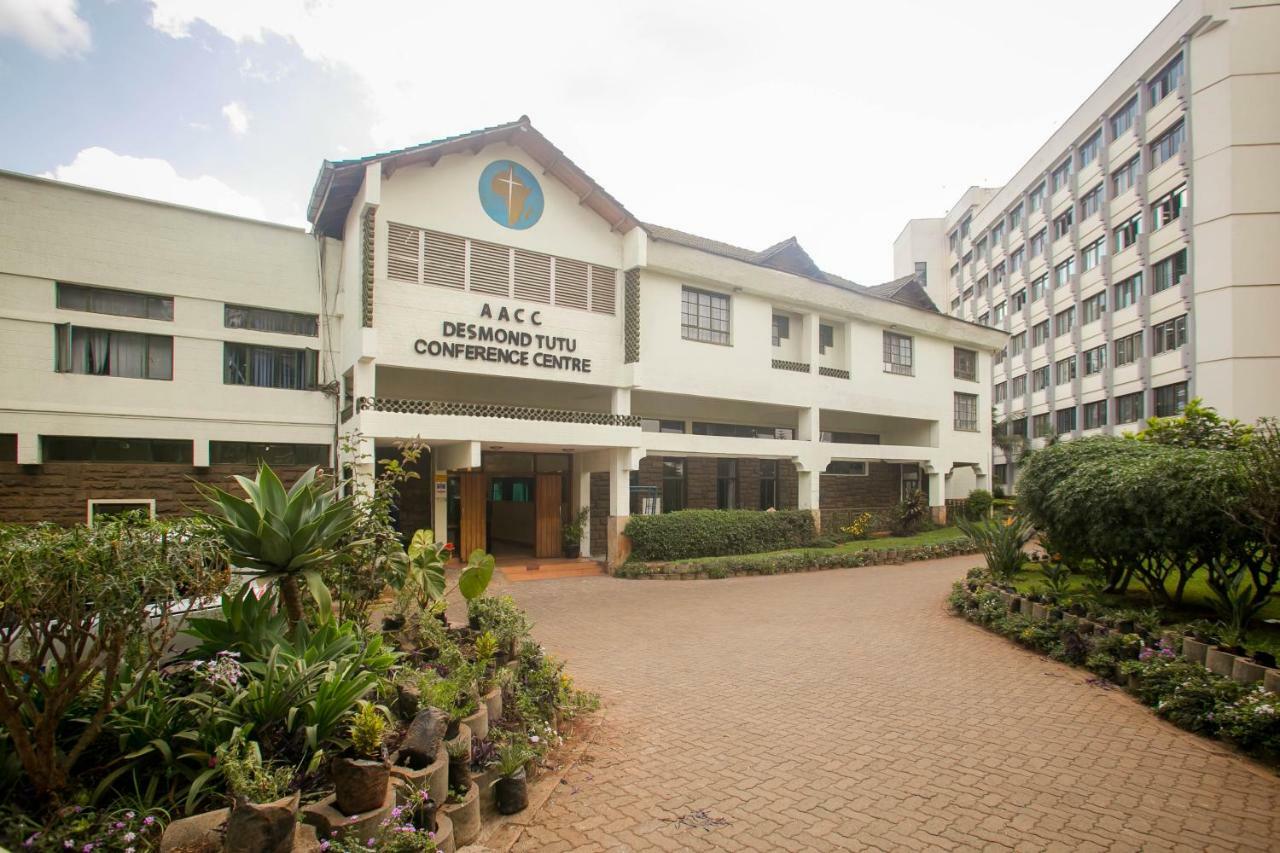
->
[459,472,487,558]
[534,473,563,558]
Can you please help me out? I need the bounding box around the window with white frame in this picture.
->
[1082,344,1107,375]
[1082,290,1107,325]
[1114,213,1142,252]
[1115,331,1143,366]
[1114,273,1143,309]
[1152,314,1188,355]
[1148,54,1183,105]
[954,392,979,431]
[1152,184,1186,229]
[1152,249,1187,293]
[681,286,731,345]
[1110,97,1137,138]
[883,331,914,375]
[1150,120,1185,169]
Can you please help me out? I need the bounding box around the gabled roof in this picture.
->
[864,273,939,312]
[307,116,640,238]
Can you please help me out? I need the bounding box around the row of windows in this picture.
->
[57,282,319,336]
[998,313,1187,391]
[648,457,882,514]
[639,417,883,446]
[38,437,329,465]
[1002,381,1188,439]
[54,325,319,390]
[771,313,838,353]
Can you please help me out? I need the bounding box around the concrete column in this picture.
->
[17,432,38,465]
[801,312,821,367]
[797,405,820,442]
[796,466,822,532]
[575,464,592,558]
[606,447,634,568]
[927,470,946,525]
[611,387,631,416]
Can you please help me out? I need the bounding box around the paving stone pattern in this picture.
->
[498,555,1280,852]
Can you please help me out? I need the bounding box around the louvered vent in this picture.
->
[423,230,465,289]
[589,265,617,314]
[387,222,421,284]
[513,249,552,303]
[555,257,589,310]
[470,240,511,296]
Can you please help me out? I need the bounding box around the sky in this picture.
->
[0,0,1177,284]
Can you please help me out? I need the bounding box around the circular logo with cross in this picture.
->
[478,159,544,230]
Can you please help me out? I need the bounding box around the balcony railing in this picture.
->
[818,366,850,379]
[771,359,810,373]
[357,397,641,427]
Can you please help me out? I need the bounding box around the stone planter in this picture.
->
[302,781,395,840]
[472,762,501,814]
[1008,596,1023,614]
[482,686,502,724]
[1030,603,1048,621]
[1019,598,1036,617]
[462,701,489,741]
[494,769,529,815]
[1264,668,1280,694]
[441,782,480,847]
[1205,647,1238,678]
[433,813,456,853]
[1232,657,1268,685]
[443,723,471,762]
[160,794,314,853]
[331,756,391,815]
[391,744,448,810]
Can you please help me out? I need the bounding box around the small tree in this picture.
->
[0,517,226,800]
[1133,397,1252,450]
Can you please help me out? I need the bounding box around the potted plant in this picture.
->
[330,702,391,815]
[562,508,590,559]
[490,742,535,815]
[445,732,472,791]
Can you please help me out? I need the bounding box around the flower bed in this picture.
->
[949,572,1280,765]
[617,539,979,580]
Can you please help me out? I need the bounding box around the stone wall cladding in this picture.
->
[0,462,316,525]
[589,472,609,557]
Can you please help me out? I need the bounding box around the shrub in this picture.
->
[840,512,874,540]
[889,490,930,536]
[964,489,994,520]
[624,509,815,561]
[956,515,1033,583]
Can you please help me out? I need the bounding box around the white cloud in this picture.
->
[221,100,250,135]
[42,147,273,221]
[0,0,91,58]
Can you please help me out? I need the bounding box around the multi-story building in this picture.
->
[894,0,1280,493]
[1,118,1004,564]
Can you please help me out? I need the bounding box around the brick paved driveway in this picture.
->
[497,555,1280,852]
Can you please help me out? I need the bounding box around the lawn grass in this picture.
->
[1013,563,1280,656]
[672,526,966,567]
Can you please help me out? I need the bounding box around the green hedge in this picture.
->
[624,509,816,561]
[616,539,978,579]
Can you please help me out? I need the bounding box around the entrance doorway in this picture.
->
[447,452,571,559]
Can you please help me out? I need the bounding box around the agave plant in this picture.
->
[197,465,357,626]
[957,514,1035,583]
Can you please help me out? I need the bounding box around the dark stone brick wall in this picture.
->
[589,472,609,556]
[819,462,902,509]
[636,455,800,512]
[0,462,317,526]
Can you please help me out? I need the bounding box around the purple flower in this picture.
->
[367,838,376,847]
[142,816,155,826]
[23,832,40,848]
[319,843,330,852]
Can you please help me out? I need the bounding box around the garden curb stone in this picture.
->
[442,782,481,847]
[1181,637,1210,665]
[1205,647,1237,678]
[301,783,396,841]
[1231,657,1267,685]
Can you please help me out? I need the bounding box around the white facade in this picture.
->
[893,0,1280,493]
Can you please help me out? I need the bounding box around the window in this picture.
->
[951,263,960,282]
[1010,331,1026,356]
[1011,417,1028,437]
[1030,275,1047,302]
[42,436,192,463]
[1009,245,1025,273]
[949,230,959,252]
[954,347,977,381]
[1115,331,1143,366]
[1083,344,1107,375]
[57,283,174,321]
[992,301,1006,324]
[1114,213,1142,252]
[223,342,317,390]
[974,236,988,258]
[1115,273,1143,309]
[818,323,835,354]
[681,286,730,345]
[994,381,1007,403]
[1011,289,1027,312]
[1056,406,1077,434]
[1080,130,1103,167]
[716,458,737,509]
[1029,183,1045,211]
[994,347,1006,366]
[1149,54,1183,105]
[1011,374,1027,396]
[959,216,971,239]
[976,275,988,297]
[977,312,990,326]
[225,304,319,336]
[1029,229,1046,258]
[963,286,974,302]
[1152,249,1187,293]
[826,461,869,476]
[1082,290,1106,324]
[963,250,973,267]
[1150,120,1185,169]
[883,331,914,375]
[951,296,961,313]
[210,442,330,466]
[1054,257,1076,288]
[1152,184,1187,228]
[1053,209,1074,241]
[1112,156,1140,195]
[1083,400,1108,429]
[771,314,790,346]
[640,418,686,433]
[1081,237,1107,272]
[1008,206,1023,230]
[953,393,979,431]
[993,262,1006,285]
[54,326,173,380]
[1032,365,1050,391]
[1116,392,1144,424]
[759,459,778,510]
[821,431,881,445]
[662,458,686,512]
[1110,97,1138,138]
[1054,306,1075,336]
[1055,356,1076,386]
[1152,314,1188,355]
[1033,413,1052,437]
[1032,320,1050,347]
[1051,158,1073,194]
[692,422,794,440]
[1080,184,1104,219]
[1154,381,1189,417]
[87,499,156,525]
[991,222,1005,244]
